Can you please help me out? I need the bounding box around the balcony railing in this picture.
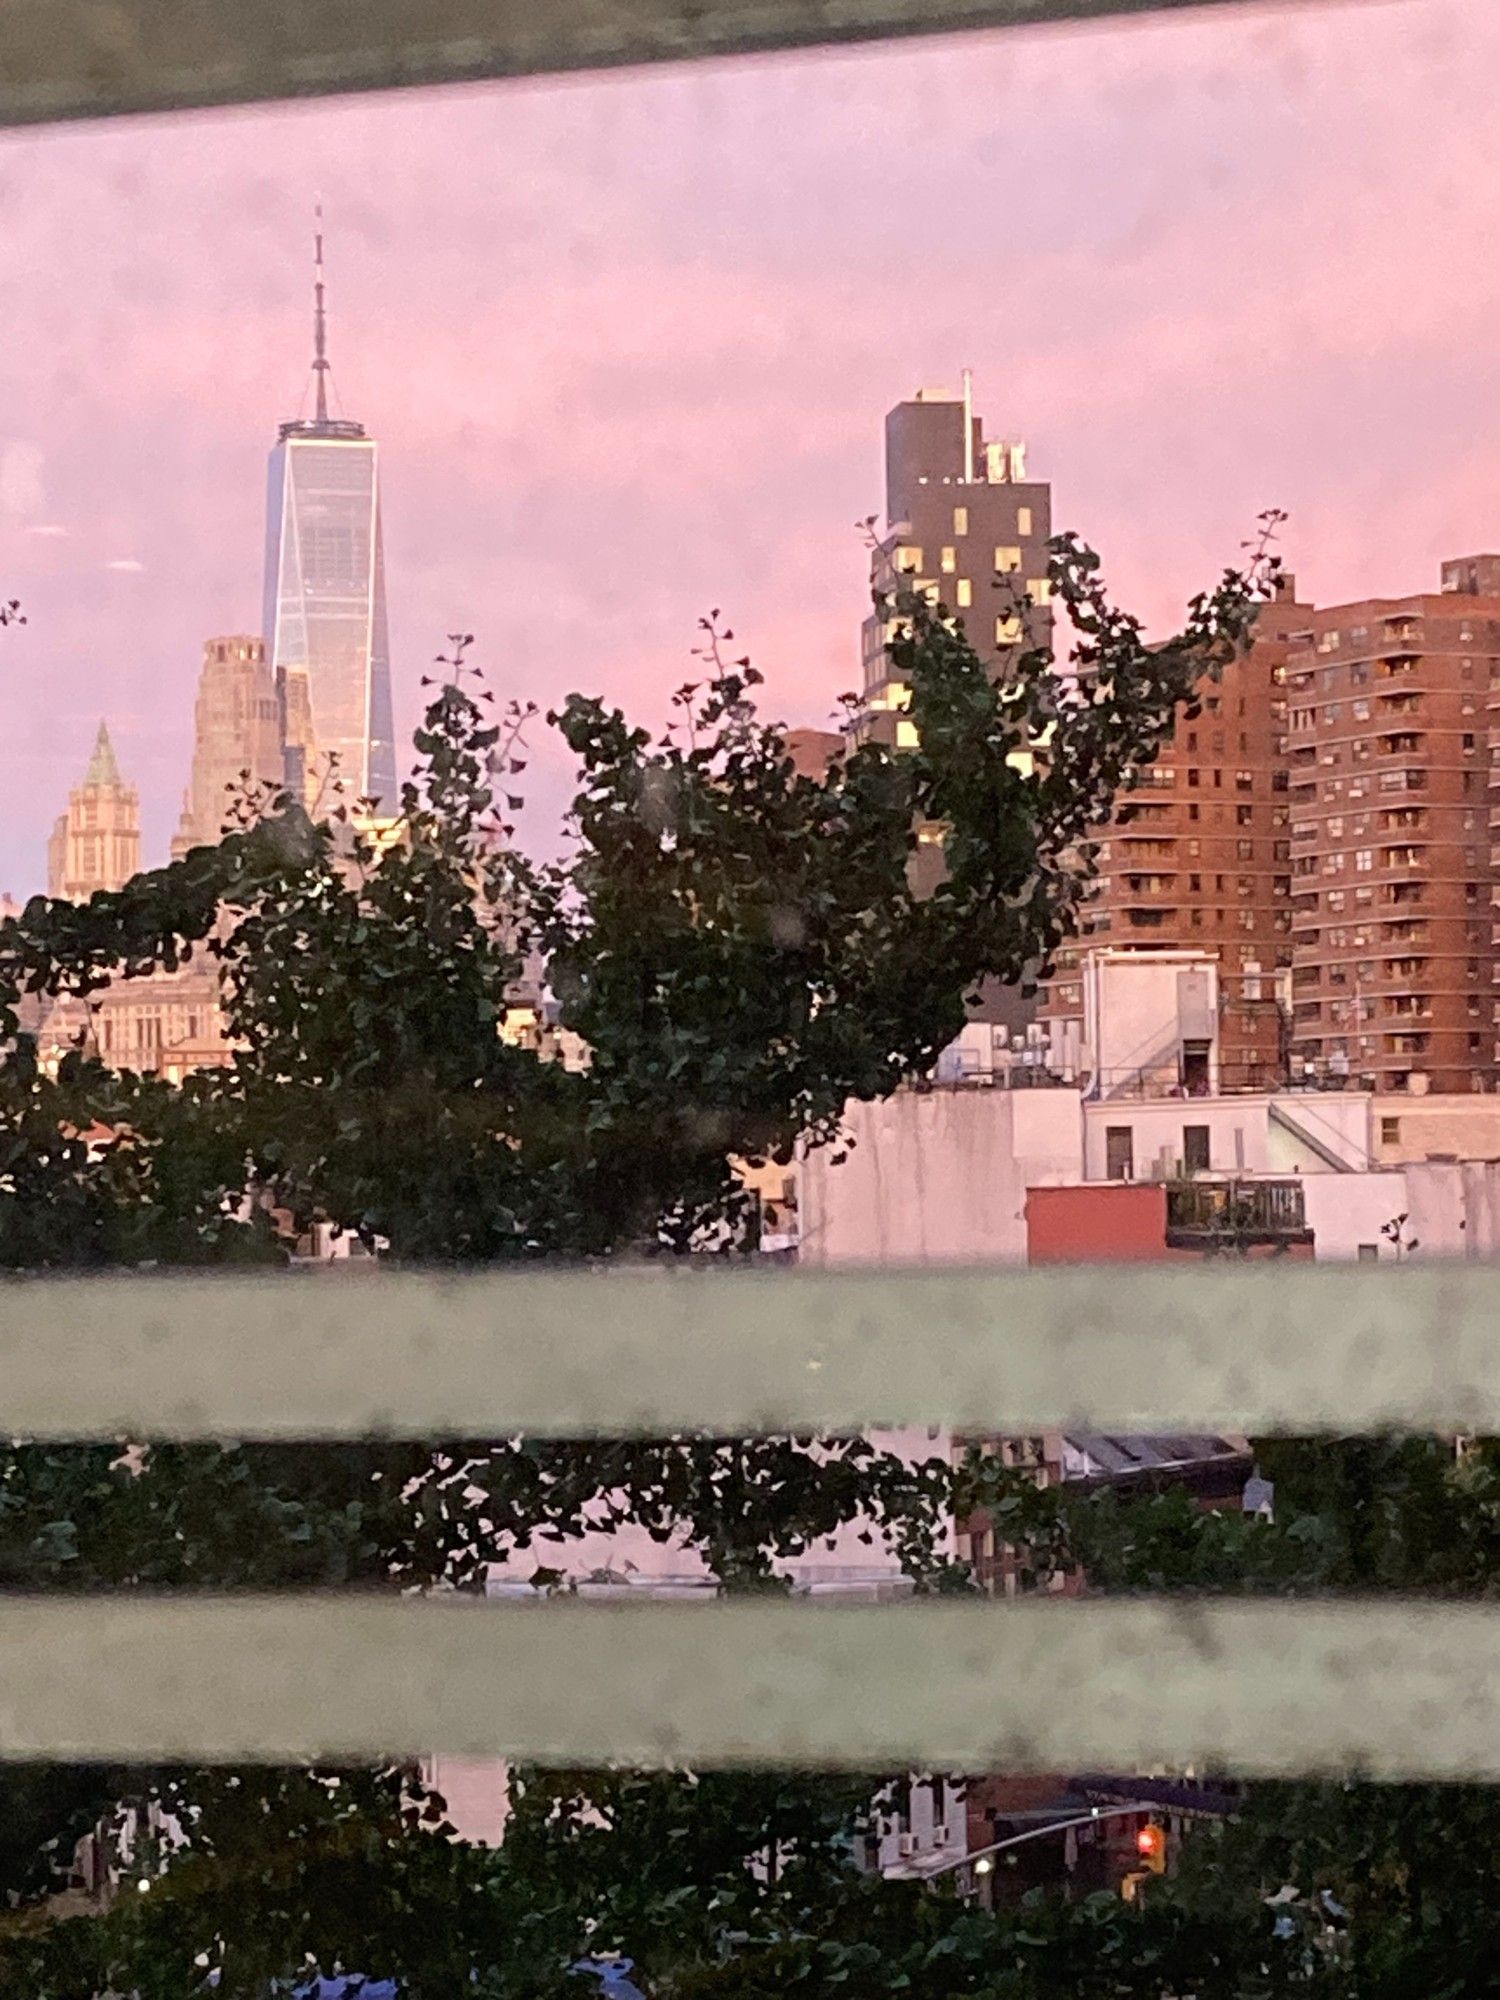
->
[1164,1178,1312,1248]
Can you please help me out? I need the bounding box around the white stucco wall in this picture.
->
[1300,1171,1408,1261]
[1083,1097,1273,1180]
[1265,1094,1372,1175]
[1402,1160,1500,1259]
[1081,1093,1374,1182]
[798,1087,1084,1266]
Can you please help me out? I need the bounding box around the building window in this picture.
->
[1026,577,1051,605]
[953,506,968,536]
[1017,506,1033,536]
[994,545,1022,574]
[1105,1128,1134,1181]
[1187,768,1200,788]
[1355,848,1373,871]
[1381,1116,1400,1145]
[1182,1125,1211,1173]
[895,545,923,574]
[994,614,1022,645]
[1357,1243,1379,1263]
[940,546,957,573]
[956,579,972,608]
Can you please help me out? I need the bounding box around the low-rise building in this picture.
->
[797,1081,1085,1266]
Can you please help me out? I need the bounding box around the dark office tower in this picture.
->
[857,376,1052,751]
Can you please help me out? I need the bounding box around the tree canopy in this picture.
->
[7,534,1483,1999]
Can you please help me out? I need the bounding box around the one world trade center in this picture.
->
[262,217,397,814]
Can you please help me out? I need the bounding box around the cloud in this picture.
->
[27,522,69,538]
[103,557,145,574]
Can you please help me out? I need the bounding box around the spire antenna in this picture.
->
[312,204,330,425]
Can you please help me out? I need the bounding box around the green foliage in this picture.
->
[0,539,1350,1995]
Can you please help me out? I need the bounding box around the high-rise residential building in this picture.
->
[171,635,286,858]
[1040,575,1310,1093]
[855,380,1052,1035]
[262,217,397,814]
[1286,558,1500,1094]
[858,377,1052,750]
[47,722,140,902]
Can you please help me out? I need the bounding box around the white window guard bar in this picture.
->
[0,1263,1493,1440]
[0,1262,1496,1773]
[0,1594,1496,1777]
[1,0,1345,130]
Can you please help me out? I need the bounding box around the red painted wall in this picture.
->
[1026,1184,1317,1263]
[1026,1184,1167,1262]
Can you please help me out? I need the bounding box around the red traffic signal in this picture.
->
[1135,1824,1167,1872]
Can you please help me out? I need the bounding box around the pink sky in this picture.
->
[0,0,1493,892]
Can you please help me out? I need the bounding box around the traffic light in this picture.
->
[1135,1823,1167,1874]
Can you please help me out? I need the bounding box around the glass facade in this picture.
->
[262,421,397,812]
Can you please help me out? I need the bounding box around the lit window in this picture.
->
[1355,848,1373,871]
[941,546,957,573]
[1017,506,1033,536]
[995,614,1023,645]
[1026,578,1051,605]
[896,719,921,749]
[994,546,1022,574]
[956,579,972,608]
[953,506,969,536]
[895,545,923,574]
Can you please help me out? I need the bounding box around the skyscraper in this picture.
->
[854,378,1053,1035]
[262,217,397,814]
[172,635,285,858]
[856,377,1053,751]
[47,722,140,902]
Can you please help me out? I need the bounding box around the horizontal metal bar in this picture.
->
[0,0,1348,131]
[0,1263,1494,1440]
[0,1593,1494,1775]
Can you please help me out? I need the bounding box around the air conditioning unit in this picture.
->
[931,1827,953,1848]
[896,1834,917,1858]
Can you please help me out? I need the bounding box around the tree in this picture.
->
[0,534,1308,1995]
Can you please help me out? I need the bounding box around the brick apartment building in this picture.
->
[1286,555,1500,1093]
[1041,576,1309,1091]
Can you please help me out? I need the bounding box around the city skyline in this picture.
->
[2,0,1497,890]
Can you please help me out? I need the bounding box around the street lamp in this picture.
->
[887,1801,1162,1895]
